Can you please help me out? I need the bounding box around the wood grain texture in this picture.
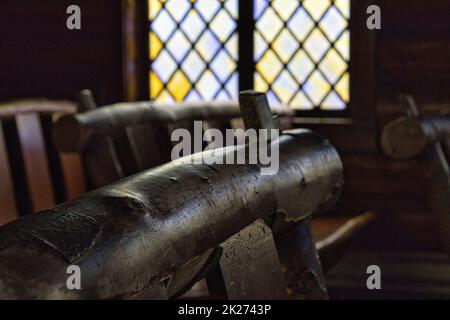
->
[16,113,55,212]
[0,100,76,118]
[376,0,450,124]
[59,153,86,200]
[0,0,123,104]
[0,121,18,224]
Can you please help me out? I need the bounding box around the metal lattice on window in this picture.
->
[149,0,350,111]
[149,0,239,102]
[255,0,350,110]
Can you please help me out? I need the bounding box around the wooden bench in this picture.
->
[0,92,378,299]
[0,93,343,299]
[0,99,86,225]
[52,91,378,281]
[53,91,294,189]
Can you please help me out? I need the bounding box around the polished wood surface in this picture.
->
[0,100,85,223]
[16,113,55,212]
[0,121,18,224]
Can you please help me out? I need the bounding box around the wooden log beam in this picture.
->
[0,129,343,299]
[52,101,294,152]
[0,100,76,118]
[382,115,450,159]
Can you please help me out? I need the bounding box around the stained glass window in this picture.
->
[148,0,350,111]
[254,0,350,110]
[149,0,239,103]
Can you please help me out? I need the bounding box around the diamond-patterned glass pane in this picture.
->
[149,0,350,111]
[255,0,350,110]
[149,0,238,102]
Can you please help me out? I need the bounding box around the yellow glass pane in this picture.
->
[335,0,350,19]
[167,70,191,101]
[255,73,269,92]
[149,33,163,60]
[291,92,313,110]
[272,0,298,20]
[158,89,175,103]
[149,0,162,20]
[257,50,283,83]
[335,30,350,61]
[150,71,164,99]
[335,72,350,102]
[320,48,347,83]
[303,0,331,20]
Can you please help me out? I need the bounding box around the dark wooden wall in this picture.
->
[377,0,450,124]
[336,0,450,251]
[0,0,123,105]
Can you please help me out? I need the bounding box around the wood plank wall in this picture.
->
[0,0,123,105]
[376,0,450,124]
[335,0,450,250]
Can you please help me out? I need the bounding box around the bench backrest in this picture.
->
[53,95,294,189]
[0,100,86,224]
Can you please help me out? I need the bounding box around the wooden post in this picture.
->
[382,96,450,256]
[238,91,332,300]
